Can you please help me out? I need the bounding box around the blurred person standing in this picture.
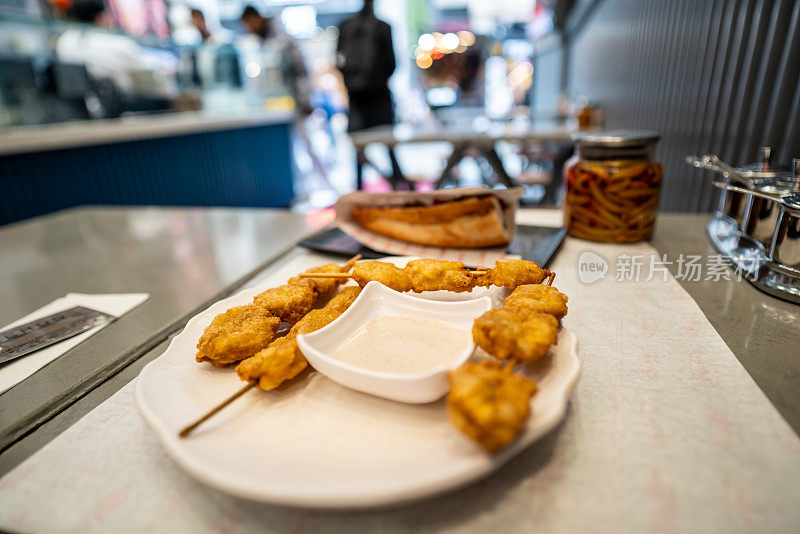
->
[240,5,313,117]
[336,0,403,190]
[190,8,214,43]
[185,8,240,90]
[57,0,172,118]
[240,4,332,196]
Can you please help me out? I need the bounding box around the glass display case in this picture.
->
[0,11,294,129]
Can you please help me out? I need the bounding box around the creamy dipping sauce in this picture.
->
[331,314,471,374]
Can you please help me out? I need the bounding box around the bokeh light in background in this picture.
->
[244,61,261,78]
[412,30,476,70]
[442,33,459,51]
[418,33,436,51]
[416,55,433,69]
[457,31,476,46]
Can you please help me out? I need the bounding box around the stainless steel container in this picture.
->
[770,162,800,273]
[771,198,800,272]
[703,156,800,305]
[744,172,796,252]
[711,159,800,272]
[687,148,784,226]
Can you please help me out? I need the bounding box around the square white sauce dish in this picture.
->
[296,281,492,404]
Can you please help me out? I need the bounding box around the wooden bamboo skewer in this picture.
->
[178,254,361,439]
[296,272,352,279]
[296,269,489,280]
[342,254,362,270]
[179,382,256,437]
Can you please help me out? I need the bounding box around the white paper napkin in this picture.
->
[0,293,149,394]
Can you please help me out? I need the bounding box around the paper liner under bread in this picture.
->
[335,187,523,267]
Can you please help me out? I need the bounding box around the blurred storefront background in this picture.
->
[1,0,799,225]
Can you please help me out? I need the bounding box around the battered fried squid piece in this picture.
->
[447,361,538,453]
[236,287,362,390]
[287,286,362,338]
[352,261,412,292]
[289,263,350,297]
[476,259,550,290]
[503,284,569,320]
[236,337,306,391]
[472,308,558,362]
[252,284,316,323]
[198,260,356,368]
[195,305,281,367]
[323,285,363,314]
[405,259,474,293]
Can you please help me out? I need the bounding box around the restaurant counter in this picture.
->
[0,110,296,225]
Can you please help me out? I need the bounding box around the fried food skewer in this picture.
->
[180,286,363,438]
[474,259,550,290]
[236,287,362,391]
[195,306,281,367]
[194,256,360,367]
[448,281,568,452]
[186,254,567,452]
[297,259,548,293]
[251,255,361,323]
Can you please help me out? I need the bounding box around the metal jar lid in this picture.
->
[733,147,791,180]
[751,173,797,196]
[572,129,660,148]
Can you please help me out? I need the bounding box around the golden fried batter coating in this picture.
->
[325,286,362,313]
[238,286,362,390]
[236,338,307,390]
[352,261,412,292]
[252,284,316,323]
[288,263,347,296]
[287,286,362,338]
[477,259,550,290]
[503,284,569,320]
[196,305,281,367]
[447,361,537,453]
[472,308,558,362]
[405,259,474,293]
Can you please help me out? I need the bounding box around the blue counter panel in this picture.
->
[0,122,294,225]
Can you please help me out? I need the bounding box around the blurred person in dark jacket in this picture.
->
[336,0,395,131]
[336,0,404,189]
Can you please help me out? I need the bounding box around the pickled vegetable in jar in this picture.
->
[564,130,662,243]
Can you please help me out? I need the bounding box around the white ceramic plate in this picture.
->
[135,257,581,509]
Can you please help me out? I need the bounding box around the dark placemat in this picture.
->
[299,225,567,267]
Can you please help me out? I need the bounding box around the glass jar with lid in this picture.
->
[564,130,663,243]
